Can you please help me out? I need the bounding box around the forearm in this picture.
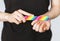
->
[43,0,60,19]
[43,7,60,19]
[0,11,10,22]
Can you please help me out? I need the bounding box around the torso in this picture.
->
[4,0,49,15]
[2,0,52,41]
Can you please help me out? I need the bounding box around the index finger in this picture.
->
[18,9,34,16]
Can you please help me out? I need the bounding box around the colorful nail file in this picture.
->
[24,15,49,21]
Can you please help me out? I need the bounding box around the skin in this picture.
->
[31,0,60,32]
[0,0,60,33]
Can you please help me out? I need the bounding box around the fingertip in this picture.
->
[32,23,37,30]
[43,27,46,31]
[35,25,39,32]
[31,20,34,25]
[31,20,37,25]
[23,20,26,23]
[31,21,34,25]
[46,27,50,30]
[22,20,26,23]
[31,14,34,16]
[22,17,26,23]
[16,22,20,25]
[31,22,33,25]
[39,30,42,33]
[18,9,22,11]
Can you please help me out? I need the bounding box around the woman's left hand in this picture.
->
[31,18,51,33]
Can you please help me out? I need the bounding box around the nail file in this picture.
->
[24,15,49,21]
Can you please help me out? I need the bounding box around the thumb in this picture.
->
[18,9,34,16]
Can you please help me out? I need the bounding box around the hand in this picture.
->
[5,9,34,24]
[31,19,51,33]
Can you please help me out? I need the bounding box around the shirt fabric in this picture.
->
[1,0,52,41]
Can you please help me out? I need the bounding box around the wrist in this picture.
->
[0,13,10,22]
[4,13,11,22]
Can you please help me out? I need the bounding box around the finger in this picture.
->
[35,21,41,32]
[42,23,47,32]
[18,9,34,16]
[13,18,20,24]
[17,12,26,23]
[13,12,22,23]
[32,23,37,30]
[38,23,45,33]
[32,21,42,31]
[43,26,48,31]
[31,20,38,26]
[43,27,46,31]
[44,21,50,30]
[41,22,49,32]
[14,11,26,23]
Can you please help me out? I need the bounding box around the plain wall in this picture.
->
[0,0,60,41]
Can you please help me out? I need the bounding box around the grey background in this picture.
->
[0,0,60,41]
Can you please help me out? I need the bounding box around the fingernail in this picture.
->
[24,20,26,23]
[31,23,33,26]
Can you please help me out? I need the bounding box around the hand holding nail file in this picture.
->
[24,15,50,21]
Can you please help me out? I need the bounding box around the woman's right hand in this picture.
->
[5,9,34,24]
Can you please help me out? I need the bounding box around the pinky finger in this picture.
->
[32,23,37,30]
